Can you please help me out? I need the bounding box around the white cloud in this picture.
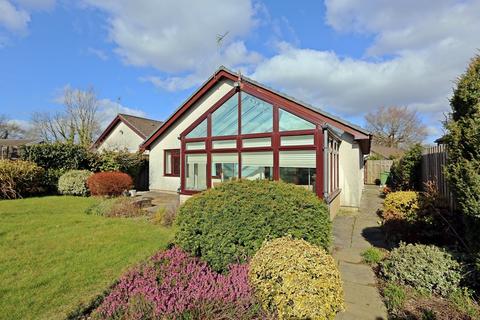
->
[87,47,108,61]
[252,0,480,123]
[0,0,30,33]
[97,98,146,129]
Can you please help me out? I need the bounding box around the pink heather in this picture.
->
[96,247,258,319]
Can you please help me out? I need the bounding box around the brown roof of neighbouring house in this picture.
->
[370,144,405,159]
[92,114,163,149]
[0,139,43,147]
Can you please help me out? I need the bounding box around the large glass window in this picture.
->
[185,154,207,190]
[241,151,273,180]
[211,153,238,186]
[186,118,207,138]
[279,150,316,191]
[212,93,238,136]
[279,109,315,131]
[241,93,273,134]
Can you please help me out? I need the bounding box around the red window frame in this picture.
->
[164,149,180,177]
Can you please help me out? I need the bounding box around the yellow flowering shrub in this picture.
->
[383,191,420,222]
[249,237,344,320]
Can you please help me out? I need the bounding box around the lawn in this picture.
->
[0,196,176,320]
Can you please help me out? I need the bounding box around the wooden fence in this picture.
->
[365,159,394,185]
[421,144,455,210]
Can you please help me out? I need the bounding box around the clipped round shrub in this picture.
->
[249,237,344,319]
[383,191,419,222]
[380,243,461,296]
[86,171,133,196]
[58,170,92,196]
[0,160,44,199]
[175,179,331,272]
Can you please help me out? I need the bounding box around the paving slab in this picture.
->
[334,186,388,320]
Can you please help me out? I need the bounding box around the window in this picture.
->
[241,93,273,134]
[325,137,340,195]
[211,153,238,185]
[185,141,205,150]
[186,118,207,138]
[241,152,273,180]
[242,137,271,148]
[185,154,207,190]
[212,93,238,136]
[279,109,315,131]
[279,150,316,191]
[165,149,180,176]
[212,139,236,149]
[280,135,314,146]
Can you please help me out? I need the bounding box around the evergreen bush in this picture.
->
[58,170,92,196]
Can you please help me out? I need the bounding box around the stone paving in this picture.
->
[334,185,388,320]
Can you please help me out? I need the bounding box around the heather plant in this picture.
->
[94,247,266,319]
[58,170,92,196]
[175,179,331,272]
[380,243,461,297]
[249,237,344,320]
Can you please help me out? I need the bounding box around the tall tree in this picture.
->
[365,106,427,148]
[444,54,480,220]
[30,87,100,146]
[0,114,25,139]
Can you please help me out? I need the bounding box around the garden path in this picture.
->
[333,185,388,320]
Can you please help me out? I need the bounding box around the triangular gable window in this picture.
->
[186,118,208,138]
[212,93,238,136]
[279,108,315,131]
[241,93,273,134]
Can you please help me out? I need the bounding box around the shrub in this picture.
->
[58,170,92,196]
[380,243,461,296]
[0,160,44,199]
[94,247,265,319]
[249,237,344,319]
[21,142,91,171]
[382,282,406,312]
[175,179,331,272]
[151,204,178,227]
[383,191,420,222]
[389,144,423,191]
[361,247,385,265]
[87,171,133,196]
[85,197,144,218]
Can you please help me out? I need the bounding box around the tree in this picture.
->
[444,54,480,220]
[365,106,427,148]
[30,87,100,147]
[0,114,25,139]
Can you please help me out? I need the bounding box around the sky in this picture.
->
[1,0,479,142]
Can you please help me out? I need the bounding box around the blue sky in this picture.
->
[1,0,479,142]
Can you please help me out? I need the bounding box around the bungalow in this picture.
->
[140,67,371,217]
[92,114,162,153]
[0,138,43,160]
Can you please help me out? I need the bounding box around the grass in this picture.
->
[0,196,176,320]
[361,247,385,265]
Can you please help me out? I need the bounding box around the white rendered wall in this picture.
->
[97,122,143,153]
[149,80,235,192]
[338,134,364,207]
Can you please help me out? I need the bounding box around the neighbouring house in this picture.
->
[140,67,371,217]
[369,144,404,160]
[92,114,163,153]
[0,139,43,160]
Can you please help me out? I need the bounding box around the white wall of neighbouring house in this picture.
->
[339,133,364,208]
[149,79,235,192]
[97,122,144,153]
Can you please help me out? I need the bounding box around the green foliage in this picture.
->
[249,237,344,320]
[95,150,147,179]
[380,243,461,297]
[21,142,91,171]
[383,191,420,222]
[151,205,178,227]
[0,160,45,199]
[58,170,92,196]
[85,197,144,218]
[382,282,406,312]
[389,144,423,190]
[175,179,331,272]
[449,288,480,318]
[444,55,480,222]
[361,247,385,265]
